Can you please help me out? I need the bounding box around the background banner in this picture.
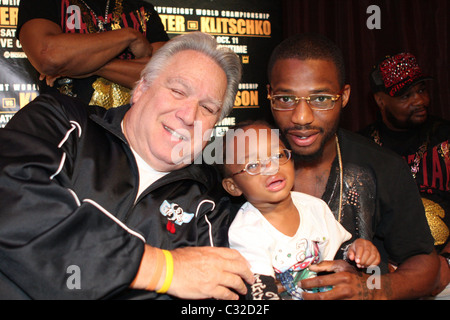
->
[0,1,37,127]
[0,0,282,130]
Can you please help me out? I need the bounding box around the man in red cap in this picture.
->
[361,53,450,299]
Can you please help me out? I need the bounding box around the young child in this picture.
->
[218,121,380,300]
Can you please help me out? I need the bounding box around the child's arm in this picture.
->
[345,239,380,268]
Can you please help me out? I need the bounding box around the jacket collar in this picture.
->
[89,104,131,143]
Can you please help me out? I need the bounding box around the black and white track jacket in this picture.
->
[0,93,233,299]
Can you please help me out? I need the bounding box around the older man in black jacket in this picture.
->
[0,32,253,300]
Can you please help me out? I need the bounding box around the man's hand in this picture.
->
[128,29,153,58]
[167,247,255,300]
[299,260,379,300]
[39,74,61,87]
[131,246,254,300]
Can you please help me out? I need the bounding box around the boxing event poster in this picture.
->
[152,0,282,136]
[0,1,37,127]
[0,0,281,129]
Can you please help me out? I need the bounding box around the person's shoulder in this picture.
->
[291,190,324,202]
[340,127,378,147]
[290,192,338,226]
[8,93,92,125]
[427,115,450,136]
[339,128,403,161]
[188,162,221,184]
[339,129,415,182]
[229,202,263,229]
[429,114,450,125]
[46,92,108,120]
[358,121,379,138]
[182,163,234,200]
[290,191,330,211]
[4,93,101,146]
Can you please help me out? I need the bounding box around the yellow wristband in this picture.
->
[156,250,174,294]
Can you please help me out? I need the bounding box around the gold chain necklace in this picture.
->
[335,135,343,223]
[79,0,111,32]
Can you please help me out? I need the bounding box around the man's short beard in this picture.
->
[284,118,340,164]
[292,144,325,163]
[291,128,337,164]
[385,108,427,130]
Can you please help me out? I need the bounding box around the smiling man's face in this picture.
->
[124,49,227,171]
[269,58,350,162]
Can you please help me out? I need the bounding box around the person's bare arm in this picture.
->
[76,57,150,89]
[432,242,450,296]
[94,41,166,89]
[19,18,152,78]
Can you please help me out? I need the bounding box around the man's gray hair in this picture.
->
[134,32,242,120]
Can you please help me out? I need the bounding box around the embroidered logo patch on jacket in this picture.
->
[160,200,194,234]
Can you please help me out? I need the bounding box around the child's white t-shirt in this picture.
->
[229,191,351,277]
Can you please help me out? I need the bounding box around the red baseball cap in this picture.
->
[370,53,432,97]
